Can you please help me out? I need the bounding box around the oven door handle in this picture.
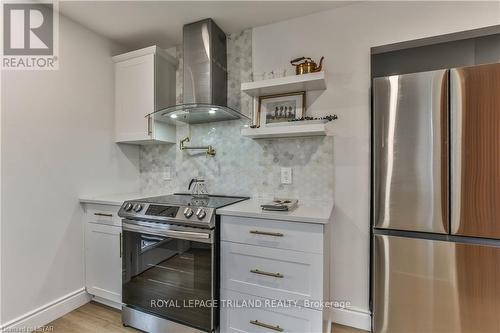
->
[122,221,212,243]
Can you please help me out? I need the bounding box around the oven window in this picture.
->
[122,230,213,331]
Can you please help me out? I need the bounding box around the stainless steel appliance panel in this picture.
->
[373,234,500,333]
[373,69,449,233]
[183,19,227,106]
[122,223,215,332]
[450,63,500,238]
[123,306,207,333]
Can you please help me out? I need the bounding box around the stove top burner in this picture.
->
[118,193,249,229]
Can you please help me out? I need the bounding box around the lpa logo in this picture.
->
[2,1,59,69]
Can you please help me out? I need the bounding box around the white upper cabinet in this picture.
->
[113,46,177,144]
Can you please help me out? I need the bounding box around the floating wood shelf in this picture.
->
[241,123,328,139]
[241,71,326,97]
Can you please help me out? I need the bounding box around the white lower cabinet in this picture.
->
[220,215,329,333]
[85,222,122,304]
[83,203,122,307]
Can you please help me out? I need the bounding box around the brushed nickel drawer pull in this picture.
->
[250,269,284,278]
[119,232,122,258]
[94,213,113,217]
[147,115,152,136]
[249,230,284,237]
[250,320,284,332]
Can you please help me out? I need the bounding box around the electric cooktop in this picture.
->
[118,193,249,229]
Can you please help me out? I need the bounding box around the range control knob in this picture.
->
[196,208,206,220]
[183,207,194,218]
[133,203,143,212]
[124,202,133,211]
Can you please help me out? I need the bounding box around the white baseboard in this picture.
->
[331,307,371,331]
[91,295,122,310]
[1,288,91,332]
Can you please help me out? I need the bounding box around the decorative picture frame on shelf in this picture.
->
[256,91,305,127]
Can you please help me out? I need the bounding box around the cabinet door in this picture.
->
[115,54,154,142]
[85,222,122,304]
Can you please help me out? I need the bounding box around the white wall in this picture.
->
[252,1,500,329]
[0,15,140,326]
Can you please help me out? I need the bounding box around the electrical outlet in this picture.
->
[280,167,292,184]
[163,167,172,181]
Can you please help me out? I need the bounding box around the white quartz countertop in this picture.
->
[216,199,333,224]
[79,192,158,206]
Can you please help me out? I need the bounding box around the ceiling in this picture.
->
[59,1,354,49]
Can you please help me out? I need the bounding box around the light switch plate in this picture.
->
[280,167,292,184]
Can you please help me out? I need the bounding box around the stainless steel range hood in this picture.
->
[152,19,249,124]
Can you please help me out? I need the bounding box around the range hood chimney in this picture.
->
[184,19,227,107]
[153,19,249,124]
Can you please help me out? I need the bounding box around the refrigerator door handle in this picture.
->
[450,69,462,235]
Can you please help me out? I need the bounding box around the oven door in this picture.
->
[122,219,215,332]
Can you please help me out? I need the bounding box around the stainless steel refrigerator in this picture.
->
[372,62,500,333]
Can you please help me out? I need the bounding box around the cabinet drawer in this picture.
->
[84,204,121,227]
[220,289,323,333]
[221,216,323,254]
[221,242,322,305]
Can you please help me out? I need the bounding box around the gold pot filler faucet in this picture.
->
[180,137,216,157]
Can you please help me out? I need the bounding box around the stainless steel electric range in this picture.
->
[118,193,249,333]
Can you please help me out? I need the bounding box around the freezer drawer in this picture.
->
[373,234,500,333]
[450,63,500,239]
[373,69,449,234]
